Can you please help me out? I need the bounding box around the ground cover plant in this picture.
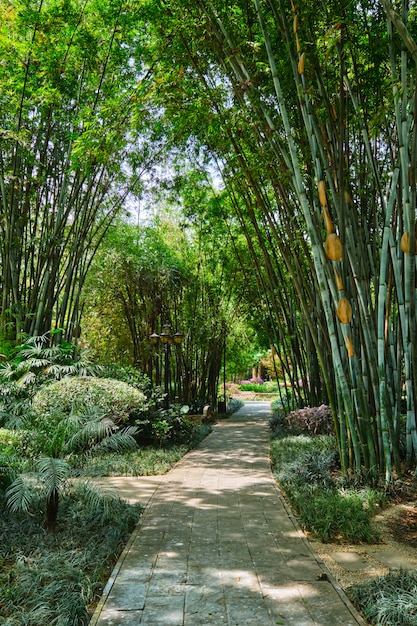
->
[270,406,384,543]
[0,417,210,625]
[0,338,214,624]
[69,429,212,477]
[270,404,417,625]
[348,570,417,626]
[0,484,141,625]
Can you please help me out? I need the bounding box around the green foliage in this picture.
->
[0,429,31,488]
[32,376,146,425]
[270,432,337,467]
[349,570,417,626]
[0,0,149,341]
[0,484,141,625]
[0,334,100,428]
[226,398,244,414]
[99,364,152,394]
[69,427,211,476]
[293,491,377,543]
[134,405,198,447]
[270,430,381,543]
[239,381,279,393]
[6,399,139,529]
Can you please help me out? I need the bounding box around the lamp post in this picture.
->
[149,322,183,409]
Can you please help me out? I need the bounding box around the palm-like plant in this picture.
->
[6,407,138,531]
[0,333,100,385]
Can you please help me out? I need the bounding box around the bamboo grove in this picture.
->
[0,0,152,342]
[2,0,417,481]
[144,0,417,481]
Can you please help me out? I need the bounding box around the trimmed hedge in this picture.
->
[33,376,146,424]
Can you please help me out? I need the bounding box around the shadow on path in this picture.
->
[90,402,366,625]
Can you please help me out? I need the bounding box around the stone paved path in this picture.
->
[90,402,366,625]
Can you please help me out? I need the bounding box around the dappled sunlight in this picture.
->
[93,403,363,626]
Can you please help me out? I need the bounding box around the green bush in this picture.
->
[134,407,198,447]
[293,491,376,543]
[0,429,31,488]
[99,364,152,394]
[32,376,147,425]
[239,381,278,392]
[270,433,337,467]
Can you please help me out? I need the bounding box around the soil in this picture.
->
[306,474,417,590]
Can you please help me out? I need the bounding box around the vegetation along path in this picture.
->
[91,402,365,625]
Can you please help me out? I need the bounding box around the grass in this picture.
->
[70,444,200,476]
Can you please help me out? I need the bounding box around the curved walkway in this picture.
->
[90,402,366,625]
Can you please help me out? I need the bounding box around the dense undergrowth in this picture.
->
[0,485,141,625]
[0,337,215,625]
[270,402,417,625]
[0,433,210,625]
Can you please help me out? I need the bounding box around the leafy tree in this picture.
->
[0,0,153,342]
[82,206,248,410]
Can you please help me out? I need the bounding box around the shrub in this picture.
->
[283,404,334,435]
[226,398,244,414]
[240,377,264,385]
[134,407,198,447]
[270,433,337,467]
[270,432,381,543]
[239,380,279,393]
[32,376,147,425]
[0,429,31,489]
[99,364,152,395]
[0,484,141,625]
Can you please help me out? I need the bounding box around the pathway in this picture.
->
[90,402,366,625]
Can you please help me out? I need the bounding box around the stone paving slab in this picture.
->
[367,548,416,570]
[90,402,367,625]
[328,551,373,572]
